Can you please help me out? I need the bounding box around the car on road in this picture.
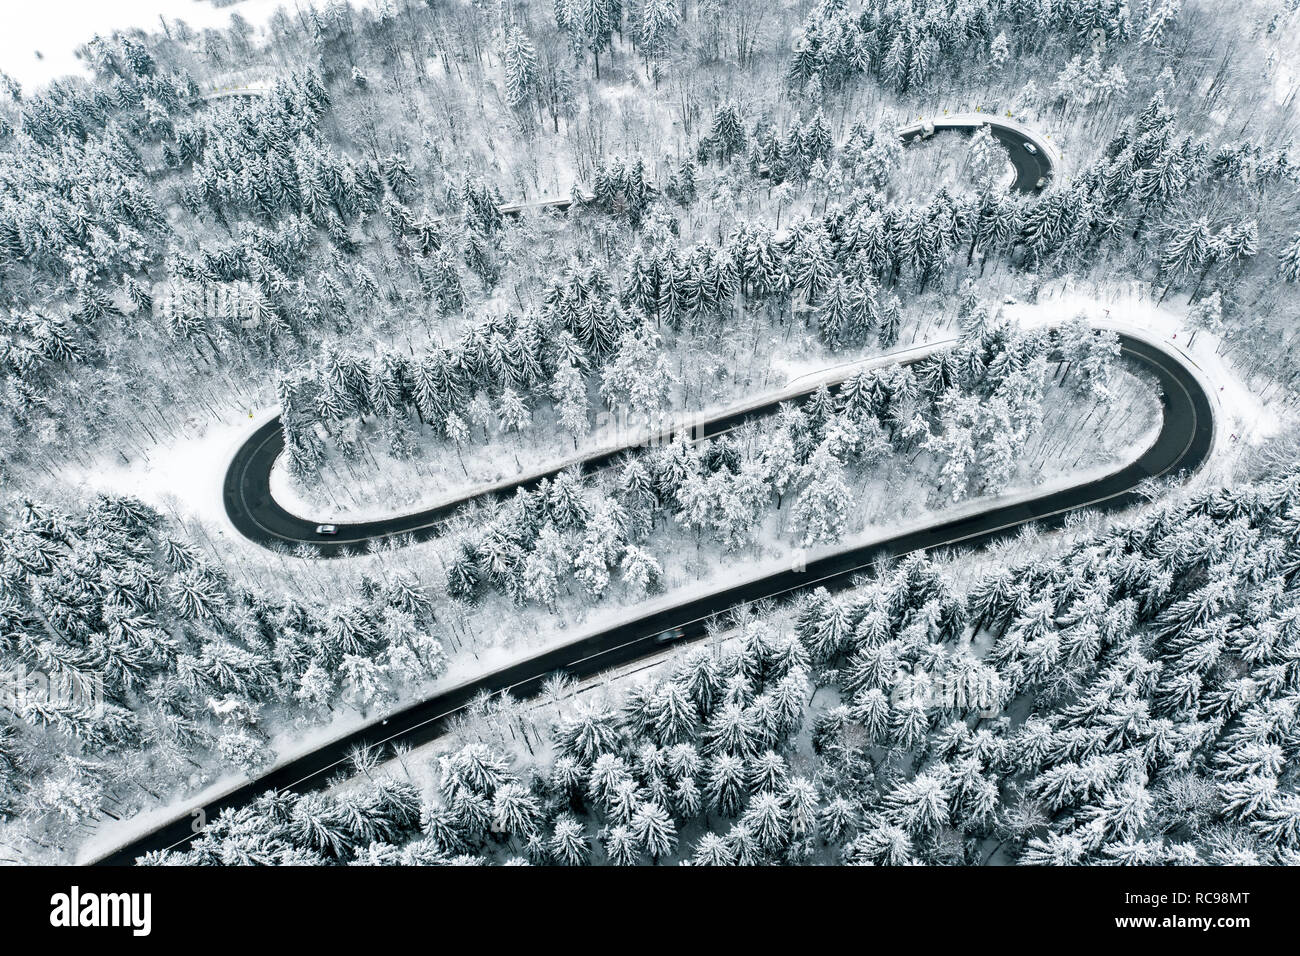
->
[1023,142,1038,154]
[1035,176,1047,189]
[315,524,338,535]
[654,627,686,645]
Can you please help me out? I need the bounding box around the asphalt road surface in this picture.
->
[98,333,1211,864]
[900,120,1053,193]
[984,123,1054,192]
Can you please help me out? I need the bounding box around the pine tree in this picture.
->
[599,323,676,424]
[877,294,901,348]
[444,412,471,476]
[561,0,618,79]
[967,124,1010,193]
[552,362,590,448]
[1160,217,1214,289]
[503,30,540,115]
[882,33,908,92]
[793,444,853,546]
[638,0,678,86]
[497,388,532,434]
[549,814,591,865]
[1277,232,1300,283]
[631,801,677,860]
[816,274,851,348]
[619,545,662,596]
[708,102,746,161]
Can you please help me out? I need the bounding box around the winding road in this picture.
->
[90,119,1196,866]
[96,332,1213,864]
[229,114,1055,555]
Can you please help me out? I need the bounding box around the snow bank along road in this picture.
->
[96,333,1212,863]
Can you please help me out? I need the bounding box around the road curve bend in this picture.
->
[97,333,1212,864]
[898,113,1057,192]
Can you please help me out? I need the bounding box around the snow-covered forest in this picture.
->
[157,469,1300,865]
[0,0,1298,872]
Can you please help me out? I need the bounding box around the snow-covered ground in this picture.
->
[0,1,310,89]
[891,128,1017,202]
[71,278,1272,570]
[73,688,401,863]
[318,270,1289,829]
[65,402,277,533]
[265,333,957,524]
[49,14,1296,863]
[224,280,1253,534]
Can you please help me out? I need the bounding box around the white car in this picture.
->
[315,524,338,535]
[1023,142,1038,155]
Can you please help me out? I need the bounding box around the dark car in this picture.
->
[654,627,686,645]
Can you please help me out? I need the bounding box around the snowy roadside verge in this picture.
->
[69,282,1271,565]
[72,285,1265,555]
[264,285,1252,530]
[899,111,1066,178]
[77,283,1272,862]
